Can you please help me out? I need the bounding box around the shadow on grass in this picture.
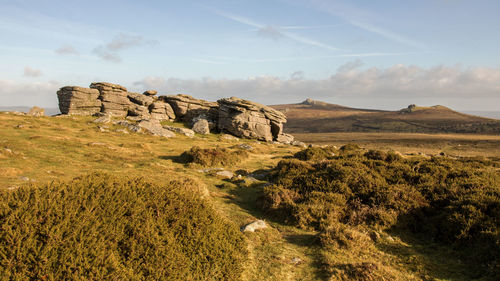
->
[158,155,184,164]
[224,173,329,280]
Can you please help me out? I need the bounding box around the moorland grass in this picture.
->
[0,173,247,280]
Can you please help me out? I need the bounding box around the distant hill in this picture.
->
[0,106,60,116]
[271,99,500,134]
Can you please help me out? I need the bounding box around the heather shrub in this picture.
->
[0,173,247,280]
[263,147,500,277]
[294,145,337,161]
[179,146,248,166]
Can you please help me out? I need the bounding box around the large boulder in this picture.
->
[161,94,218,125]
[149,101,175,121]
[56,86,102,115]
[192,118,210,134]
[217,97,288,142]
[90,82,131,117]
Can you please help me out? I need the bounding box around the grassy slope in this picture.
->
[0,112,497,280]
[271,102,500,134]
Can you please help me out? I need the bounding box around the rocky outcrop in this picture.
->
[90,82,130,117]
[56,82,296,143]
[161,94,218,126]
[217,97,288,142]
[57,86,101,115]
[57,82,175,121]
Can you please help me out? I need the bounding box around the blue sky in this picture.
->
[1,0,499,110]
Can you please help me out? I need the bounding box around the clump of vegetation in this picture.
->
[179,146,248,166]
[294,145,337,161]
[0,173,247,280]
[263,147,500,278]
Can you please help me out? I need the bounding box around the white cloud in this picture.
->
[93,33,158,63]
[55,45,79,55]
[132,64,500,110]
[0,79,60,107]
[23,66,42,77]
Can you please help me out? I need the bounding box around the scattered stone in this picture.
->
[163,125,195,137]
[137,120,175,138]
[98,126,109,132]
[115,128,129,134]
[291,140,307,148]
[116,120,141,133]
[216,170,234,179]
[237,143,253,151]
[220,134,239,141]
[290,257,303,265]
[241,220,267,232]
[27,106,45,117]
[143,90,157,96]
[93,115,111,124]
[19,176,30,181]
[276,133,294,144]
[88,142,107,146]
[192,118,210,134]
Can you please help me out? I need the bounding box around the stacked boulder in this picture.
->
[57,86,101,115]
[56,82,175,121]
[161,94,218,130]
[90,82,130,117]
[217,97,292,142]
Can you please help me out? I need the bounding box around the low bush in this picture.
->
[0,173,247,280]
[179,146,248,166]
[263,147,500,277]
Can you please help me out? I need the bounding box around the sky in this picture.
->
[1,0,499,110]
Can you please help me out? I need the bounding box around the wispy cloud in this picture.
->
[210,8,343,51]
[55,45,79,55]
[307,0,428,50]
[93,33,158,63]
[23,66,42,77]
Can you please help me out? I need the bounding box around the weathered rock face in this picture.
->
[90,82,131,117]
[57,86,101,115]
[57,82,175,121]
[217,97,288,142]
[161,94,218,126]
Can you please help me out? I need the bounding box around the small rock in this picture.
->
[143,90,157,96]
[290,257,303,265]
[93,115,111,124]
[138,120,175,138]
[245,176,259,183]
[291,140,307,148]
[192,118,210,134]
[276,133,294,144]
[19,176,30,181]
[241,220,267,232]
[88,142,107,146]
[164,125,195,138]
[220,134,239,141]
[27,106,45,117]
[216,170,234,179]
[237,143,253,150]
[117,120,142,133]
[98,126,109,132]
[197,167,224,173]
[115,128,129,134]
